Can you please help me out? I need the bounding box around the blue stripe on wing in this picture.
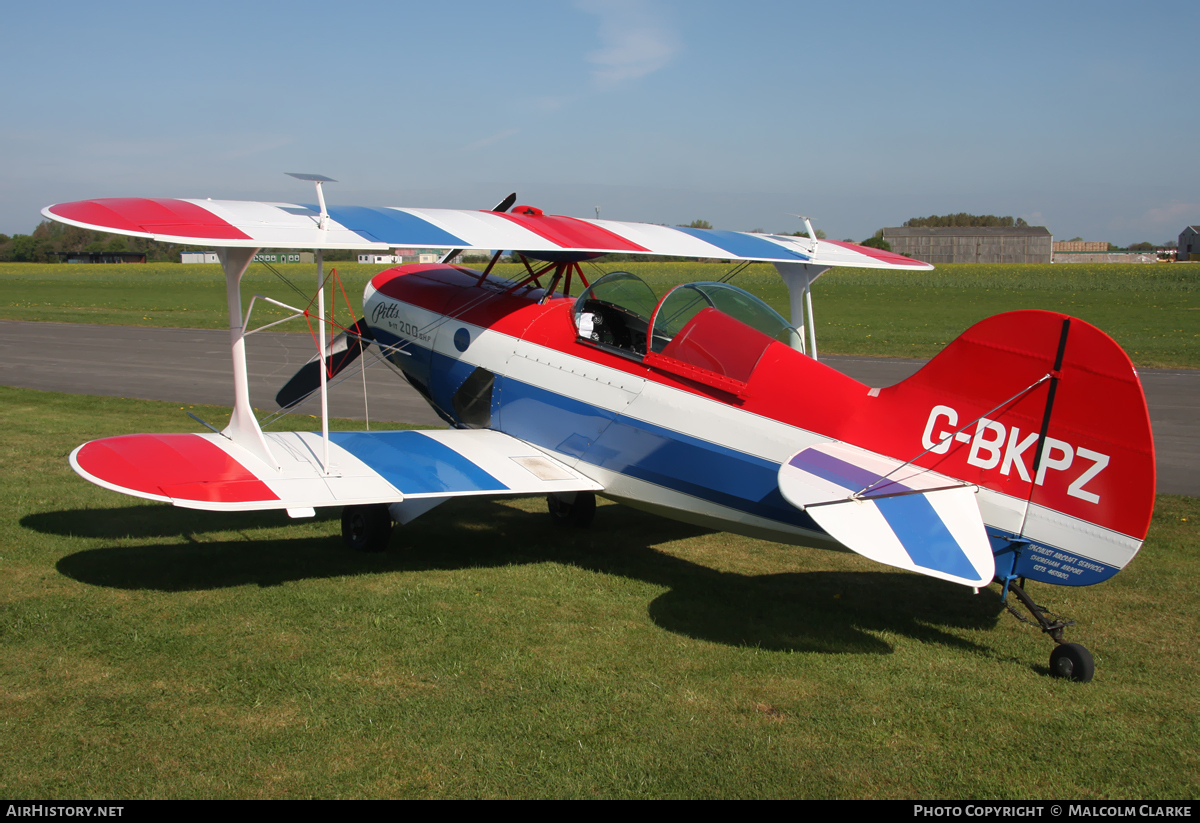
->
[305,205,468,247]
[672,228,810,261]
[331,431,506,495]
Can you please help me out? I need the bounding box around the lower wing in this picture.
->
[71,428,602,516]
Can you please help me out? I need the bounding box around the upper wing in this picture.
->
[42,197,932,270]
[778,441,995,587]
[71,428,602,514]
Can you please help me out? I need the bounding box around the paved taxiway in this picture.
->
[2,320,1195,496]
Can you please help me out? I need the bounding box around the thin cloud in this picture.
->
[1109,201,1199,239]
[464,129,520,152]
[532,95,574,111]
[81,138,188,158]
[219,136,296,160]
[577,0,680,89]
[1142,201,1198,227]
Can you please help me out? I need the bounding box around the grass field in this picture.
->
[1,261,1196,368]
[1,387,1197,799]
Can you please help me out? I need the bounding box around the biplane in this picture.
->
[43,175,1157,682]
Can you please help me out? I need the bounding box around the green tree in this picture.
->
[861,235,892,252]
[7,234,48,262]
[680,219,712,229]
[60,225,96,251]
[903,213,1036,229]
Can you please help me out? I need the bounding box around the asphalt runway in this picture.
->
[0,319,445,428]
[3,320,1195,496]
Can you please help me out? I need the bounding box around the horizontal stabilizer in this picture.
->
[778,443,994,587]
[71,429,602,513]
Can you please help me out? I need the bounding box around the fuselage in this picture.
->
[363,264,864,548]
[360,263,1146,586]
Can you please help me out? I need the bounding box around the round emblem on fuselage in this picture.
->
[453,327,471,352]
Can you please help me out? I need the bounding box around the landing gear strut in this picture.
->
[1006,579,1094,683]
[342,504,393,552]
[547,491,596,528]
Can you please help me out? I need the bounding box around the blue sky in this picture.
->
[2,0,1195,245]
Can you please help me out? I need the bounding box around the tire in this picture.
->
[1049,642,1095,683]
[547,491,596,528]
[342,504,393,553]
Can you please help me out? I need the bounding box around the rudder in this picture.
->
[858,310,1154,585]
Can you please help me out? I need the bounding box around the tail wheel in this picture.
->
[547,492,596,528]
[1049,642,1095,683]
[342,504,393,552]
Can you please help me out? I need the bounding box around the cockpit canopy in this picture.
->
[573,272,658,357]
[650,282,802,353]
[573,272,801,390]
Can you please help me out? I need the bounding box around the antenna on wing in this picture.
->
[786,213,820,254]
[286,173,337,230]
[777,213,824,361]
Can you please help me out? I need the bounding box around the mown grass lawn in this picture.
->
[1,261,1196,368]
[1,388,1196,799]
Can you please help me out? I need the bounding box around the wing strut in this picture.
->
[316,249,331,474]
[217,246,277,469]
[773,262,827,359]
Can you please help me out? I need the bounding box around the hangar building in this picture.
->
[1179,226,1200,261]
[881,226,1052,264]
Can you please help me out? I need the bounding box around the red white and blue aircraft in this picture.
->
[43,176,1156,682]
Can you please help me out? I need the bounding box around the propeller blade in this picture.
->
[275,318,374,410]
[492,192,517,213]
[440,193,517,264]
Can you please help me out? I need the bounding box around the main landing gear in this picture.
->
[1006,578,1095,683]
[342,504,393,553]
[547,491,596,528]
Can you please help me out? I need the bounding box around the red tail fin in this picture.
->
[861,311,1154,552]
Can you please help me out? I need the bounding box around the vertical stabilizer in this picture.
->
[863,310,1155,585]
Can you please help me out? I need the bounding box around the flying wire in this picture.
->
[255,257,311,302]
[853,372,1054,498]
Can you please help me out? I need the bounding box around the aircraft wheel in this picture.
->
[547,492,596,528]
[1049,642,1094,683]
[342,504,393,553]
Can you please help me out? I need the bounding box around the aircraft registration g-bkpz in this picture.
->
[44,175,1156,683]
